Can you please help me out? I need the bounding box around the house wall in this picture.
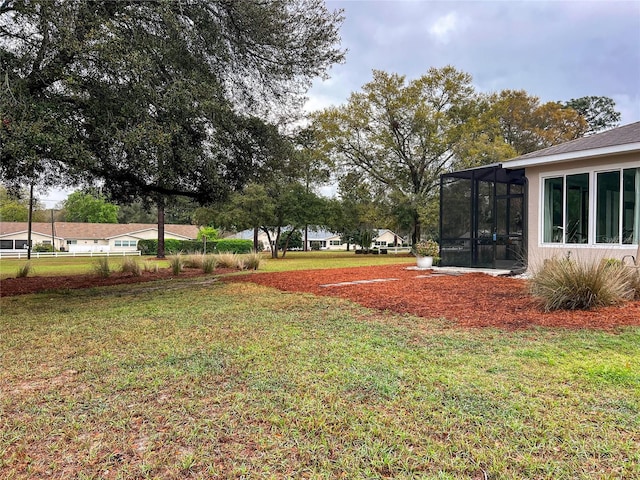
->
[0,232,54,251]
[66,239,111,253]
[374,231,401,248]
[109,235,143,252]
[323,236,348,250]
[525,152,639,270]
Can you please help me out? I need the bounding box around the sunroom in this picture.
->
[440,121,639,271]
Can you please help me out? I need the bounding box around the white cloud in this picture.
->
[428,11,461,44]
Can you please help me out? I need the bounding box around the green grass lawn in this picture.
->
[1,272,638,478]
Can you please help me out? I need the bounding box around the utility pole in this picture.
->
[27,183,33,260]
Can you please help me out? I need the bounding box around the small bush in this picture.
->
[169,255,184,275]
[16,262,32,278]
[93,257,111,278]
[120,257,141,276]
[241,251,262,270]
[529,256,635,311]
[215,252,240,269]
[33,243,54,252]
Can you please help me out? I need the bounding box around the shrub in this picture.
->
[120,257,141,276]
[137,239,157,255]
[93,257,111,278]
[138,239,208,256]
[241,251,262,270]
[16,262,32,278]
[529,256,635,311]
[215,239,253,254]
[215,252,240,269]
[33,243,54,252]
[169,255,184,275]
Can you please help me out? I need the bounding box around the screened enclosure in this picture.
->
[439,165,526,270]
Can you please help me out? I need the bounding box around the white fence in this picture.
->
[0,250,141,259]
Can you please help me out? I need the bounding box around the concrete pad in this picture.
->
[405,266,512,277]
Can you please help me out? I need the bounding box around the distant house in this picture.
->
[230,227,404,251]
[440,121,639,270]
[0,222,200,254]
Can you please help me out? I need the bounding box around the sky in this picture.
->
[39,0,640,208]
[305,0,640,123]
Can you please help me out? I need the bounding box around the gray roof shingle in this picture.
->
[506,121,640,162]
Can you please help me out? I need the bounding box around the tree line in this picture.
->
[1,1,620,255]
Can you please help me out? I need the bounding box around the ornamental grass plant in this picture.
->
[201,255,217,274]
[168,255,184,275]
[15,262,32,278]
[529,255,635,311]
[92,257,111,278]
[214,252,240,269]
[120,257,141,276]
[241,251,263,270]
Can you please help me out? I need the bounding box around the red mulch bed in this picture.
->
[225,264,640,331]
[0,268,234,297]
[3,263,639,330]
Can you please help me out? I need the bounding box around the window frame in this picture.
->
[540,163,639,247]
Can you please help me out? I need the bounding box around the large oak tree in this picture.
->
[1,0,344,255]
[312,66,476,244]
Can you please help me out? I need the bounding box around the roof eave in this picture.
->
[505,142,640,169]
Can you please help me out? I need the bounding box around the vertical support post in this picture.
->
[27,183,33,260]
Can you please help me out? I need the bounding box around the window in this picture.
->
[0,240,13,249]
[543,174,589,244]
[623,168,640,244]
[15,240,30,249]
[66,240,77,245]
[115,240,137,247]
[566,174,589,243]
[597,168,639,244]
[543,177,564,243]
[330,240,342,246]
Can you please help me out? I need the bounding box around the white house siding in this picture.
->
[67,239,111,253]
[526,152,639,270]
[374,230,402,248]
[0,222,200,254]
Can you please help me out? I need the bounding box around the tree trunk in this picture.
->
[253,226,259,252]
[272,226,281,259]
[412,211,421,246]
[157,198,165,259]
